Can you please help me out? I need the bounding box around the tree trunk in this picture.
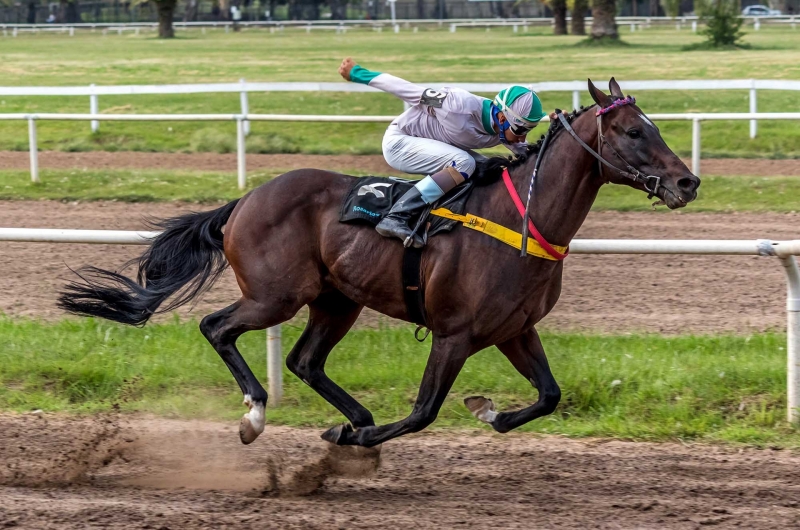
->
[436,0,447,19]
[417,0,425,18]
[591,0,619,39]
[571,0,587,34]
[59,0,82,23]
[157,0,176,38]
[650,0,660,16]
[552,0,567,34]
[27,0,36,23]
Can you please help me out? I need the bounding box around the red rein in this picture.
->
[501,168,569,261]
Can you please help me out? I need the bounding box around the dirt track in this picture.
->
[1,414,800,529]
[0,200,797,333]
[2,150,800,176]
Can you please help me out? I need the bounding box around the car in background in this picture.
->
[742,5,782,16]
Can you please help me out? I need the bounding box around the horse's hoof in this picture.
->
[321,423,354,445]
[464,396,498,425]
[239,415,261,444]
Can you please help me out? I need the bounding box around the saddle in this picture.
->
[339,176,475,240]
[339,176,476,330]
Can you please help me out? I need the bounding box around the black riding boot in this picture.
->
[375,186,428,248]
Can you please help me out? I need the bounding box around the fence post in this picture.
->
[236,116,247,190]
[782,255,800,424]
[267,326,283,406]
[691,117,700,176]
[28,117,39,183]
[239,78,250,136]
[749,80,757,139]
[572,90,580,110]
[90,84,99,133]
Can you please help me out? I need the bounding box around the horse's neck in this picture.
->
[509,114,602,247]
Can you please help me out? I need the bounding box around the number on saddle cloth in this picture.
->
[339,176,475,239]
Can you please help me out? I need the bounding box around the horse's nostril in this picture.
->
[677,176,699,193]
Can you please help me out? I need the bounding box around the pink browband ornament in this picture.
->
[596,96,636,116]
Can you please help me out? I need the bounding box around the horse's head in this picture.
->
[587,78,700,209]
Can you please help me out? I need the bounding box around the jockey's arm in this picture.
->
[339,58,424,106]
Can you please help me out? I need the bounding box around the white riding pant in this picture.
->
[382,124,484,179]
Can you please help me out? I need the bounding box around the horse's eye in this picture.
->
[627,129,641,139]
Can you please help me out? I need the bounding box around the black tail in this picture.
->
[58,199,241,326]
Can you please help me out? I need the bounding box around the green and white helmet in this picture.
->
[494,85,546,136]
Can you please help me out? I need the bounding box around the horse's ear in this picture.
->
[609,77,624,99]
[588,79,613,107]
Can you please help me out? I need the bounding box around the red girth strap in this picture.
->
[501,168,569,261]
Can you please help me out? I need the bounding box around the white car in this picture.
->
[742,5,782,16]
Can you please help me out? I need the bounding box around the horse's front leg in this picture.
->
[322,333,471,448]
[464,327,561,433]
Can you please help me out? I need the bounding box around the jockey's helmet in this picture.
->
[493,86,546,136]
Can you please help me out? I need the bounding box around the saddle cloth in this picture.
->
[339,176,474,238]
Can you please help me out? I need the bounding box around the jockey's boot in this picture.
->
[376,166,466,248]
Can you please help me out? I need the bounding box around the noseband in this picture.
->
[557,97,663,200]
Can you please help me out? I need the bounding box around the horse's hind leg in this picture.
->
[286,291,375,429]
[323,333,471,447]
[464,327,561,434]
[200,297,298,444]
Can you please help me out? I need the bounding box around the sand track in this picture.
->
[1,414,799,529]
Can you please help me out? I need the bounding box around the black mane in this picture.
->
[472,105,595,186]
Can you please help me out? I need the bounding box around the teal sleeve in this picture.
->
[349,65,382,85]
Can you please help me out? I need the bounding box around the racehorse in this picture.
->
[59,79,699,448]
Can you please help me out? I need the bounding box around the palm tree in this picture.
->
[591,0,619,39]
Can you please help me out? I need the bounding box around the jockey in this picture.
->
[338,57,546,248]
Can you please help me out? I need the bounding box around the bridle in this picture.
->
[515,95,684,260]
[557,96,666,201]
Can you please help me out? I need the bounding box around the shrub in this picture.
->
[701,0,745,48]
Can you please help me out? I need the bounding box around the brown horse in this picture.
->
[59,79,699,447]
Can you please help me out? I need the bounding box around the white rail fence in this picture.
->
[1,228,798,421]
[5,111,800,189]
[2,78,799,138]
[0,15,796,34]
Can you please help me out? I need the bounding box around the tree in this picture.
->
[591,0,619,39]
[569,0,587,35]
[27,0,38,23]
[540,0,568,34]
[57,0,82,23]
[552,0,568,34]
[701,0,745,47]
[155,0,177,38]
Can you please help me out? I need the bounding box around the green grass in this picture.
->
[0,317,797,447]
[2,169,799,212]
[0,27,799,157]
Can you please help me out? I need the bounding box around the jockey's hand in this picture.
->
[339,57,357,82]
[549,110,567,121]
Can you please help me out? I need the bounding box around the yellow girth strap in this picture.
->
[429,208,568,261]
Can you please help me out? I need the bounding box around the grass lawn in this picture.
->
[0,317,796,447]
[1,168,798,212]
[0,27,799,157]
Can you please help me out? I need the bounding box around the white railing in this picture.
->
[5,111,800,188]
[2,78,798,138]
[1,228,798,419]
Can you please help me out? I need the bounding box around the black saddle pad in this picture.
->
[339,176,474,237]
